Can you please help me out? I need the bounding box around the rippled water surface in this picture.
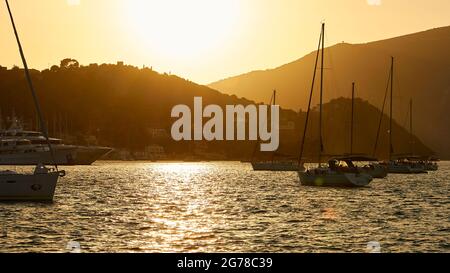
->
[0,161,449,253]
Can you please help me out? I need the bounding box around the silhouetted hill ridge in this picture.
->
[209,26,450,158]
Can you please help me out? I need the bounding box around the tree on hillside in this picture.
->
[60,58,79,69]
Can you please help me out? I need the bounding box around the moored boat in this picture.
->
[0,120,112,165]
[1,0,66,201]
[299,157,373,187]
[299,168,372,187]
[296,23,373,188]
[382,161,427,174]
[0,165,65,201]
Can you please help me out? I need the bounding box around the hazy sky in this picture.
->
[0,0,449,84]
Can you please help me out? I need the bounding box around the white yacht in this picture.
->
[0,119,112,165]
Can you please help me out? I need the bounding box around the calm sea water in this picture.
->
[0,161,448,253]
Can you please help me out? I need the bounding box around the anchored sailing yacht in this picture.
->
[381,156,427,174]
[297,23,372,187]
[0,117,112,165]
[360,161,388,178]
[299,157,373,187]
[345,83,387,179]
[377,60,428,174]
[252,90,302,171]
[1,0,65,201]
[397,100,437,172]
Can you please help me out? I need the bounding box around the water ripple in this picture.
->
[0,161,449,253]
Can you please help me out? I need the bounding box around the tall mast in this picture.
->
[273,90,276,106]
[270,89,277,163]
[318,22,325,166]
[298,24,324,165]
[351,82,355,155]
[372,62,392,158]
[5,0,58,169]
[252,90,276,161]
[389,56,394,161]
[410,98,414,155]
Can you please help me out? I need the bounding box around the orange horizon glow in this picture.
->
[0,0,449,84]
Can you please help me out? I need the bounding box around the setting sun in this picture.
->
[123,0,240,61]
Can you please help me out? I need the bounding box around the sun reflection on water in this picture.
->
[0,161,448,252]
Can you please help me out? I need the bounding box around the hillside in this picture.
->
[0,61,431,160]
[209,26,450,158]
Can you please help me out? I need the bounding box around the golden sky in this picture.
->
[1,0,449,84]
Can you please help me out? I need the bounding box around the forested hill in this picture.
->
[0,60,432,160]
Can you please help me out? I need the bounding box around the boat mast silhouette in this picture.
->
[318,23,325,166]
[409,98,414,155]
[5,0,58,170]
[298,23,324,165]
[373,57,394,159]
[389,56,394,161]
[350,82,355,155]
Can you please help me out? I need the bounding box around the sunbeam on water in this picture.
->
[0,161,448,253]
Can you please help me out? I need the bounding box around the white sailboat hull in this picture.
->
[0,171,61,201]
[298,171,373,187]
[252,162,302,171]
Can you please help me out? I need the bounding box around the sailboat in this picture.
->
[251,90,301,171]
[0,0,65,201]
[297,23,372,187]
[406,99,438,171]
[346,82,387,179]
[377,58,427,174]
